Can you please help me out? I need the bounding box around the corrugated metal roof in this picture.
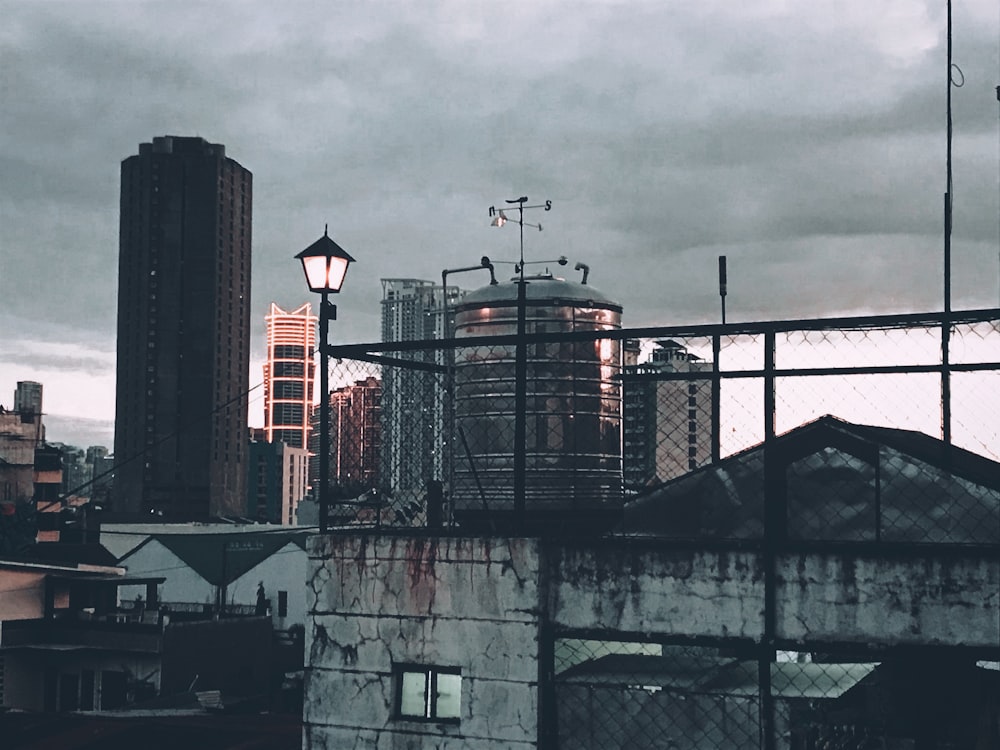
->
[623,415,1000,542]
[561,653,877,699]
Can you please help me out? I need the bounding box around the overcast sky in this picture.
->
[1,0,999,448]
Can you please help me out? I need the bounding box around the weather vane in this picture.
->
[488,197,552,278]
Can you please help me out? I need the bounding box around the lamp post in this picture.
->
[296,226,355,532]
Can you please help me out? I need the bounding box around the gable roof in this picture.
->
[121,531,308,586]
[844,421,1000,493]
[623,415,1000,542]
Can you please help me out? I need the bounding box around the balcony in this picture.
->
[0,616,164,653]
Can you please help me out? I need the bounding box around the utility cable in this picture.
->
[36,380,265,512]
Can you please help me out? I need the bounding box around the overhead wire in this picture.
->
[36,379,265,512]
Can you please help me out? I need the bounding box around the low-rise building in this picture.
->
[0,556,272,712]
[117,530,310,633]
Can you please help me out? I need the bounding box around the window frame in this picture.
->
[393,663,462,723]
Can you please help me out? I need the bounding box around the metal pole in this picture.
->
[759,330,778,750]
[945,0,953,315]
[942,0,953,448]
[715,257,727,464]
[514,203,527,531]
[719,255,728,325]
[943,194,952,447]
[711,333,721,464]
[319,292,331,532]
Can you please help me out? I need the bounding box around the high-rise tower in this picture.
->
[14,381,42,418]
[113,136,252,518]
[622,339,713,492]
[263,302,317,449]
[379,279,462,502]
[329,376,382,491]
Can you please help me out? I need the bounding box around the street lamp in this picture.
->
[296,226,355,532]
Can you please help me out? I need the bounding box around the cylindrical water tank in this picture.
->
[451,272,623,524]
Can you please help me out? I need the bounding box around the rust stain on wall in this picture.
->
[405,537,439,614]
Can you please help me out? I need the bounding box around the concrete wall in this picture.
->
[304,534,1000,748]
[305,535,542,749]
[548,545,764,638]
[550,544,1000,648]
[776,551,1000,647]
[0,570,46,620]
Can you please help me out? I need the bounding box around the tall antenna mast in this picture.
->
[942,0,957,448]
[945,0,954,316]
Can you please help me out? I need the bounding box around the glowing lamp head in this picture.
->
[295,228,356,293]
[490,210,508,228]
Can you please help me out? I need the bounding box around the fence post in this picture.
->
[537,617,557,747]
[514,277,527,531]
[941,315,952,451]
[760,330,778,750]
[712,332,722,463]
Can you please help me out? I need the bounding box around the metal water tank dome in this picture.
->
[450,272,623,527]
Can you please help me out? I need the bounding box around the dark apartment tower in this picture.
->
[113,136,252,518]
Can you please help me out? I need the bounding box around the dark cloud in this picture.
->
[2,0,998,442]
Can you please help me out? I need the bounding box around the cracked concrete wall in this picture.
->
[303,533,1000,748]
[304,535,541,749]
[549,544,1000,647]
[776,552,1000,646]
[549,546,765,638]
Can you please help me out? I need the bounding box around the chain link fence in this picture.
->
[320,311,999,536]
[550,637,1000,749]
[319,310,1000,748]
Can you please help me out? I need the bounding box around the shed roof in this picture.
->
[560,653,877,699]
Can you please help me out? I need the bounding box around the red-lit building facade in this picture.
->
[311,377,382,494]
[263,302,317,450]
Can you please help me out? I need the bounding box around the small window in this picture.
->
[277,590,288,617]
[395,665,461,722]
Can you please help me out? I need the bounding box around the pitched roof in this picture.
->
[623,415,1000,542]
[844,420,1000,493]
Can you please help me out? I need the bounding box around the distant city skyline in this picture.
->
[3,2,1000,449]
